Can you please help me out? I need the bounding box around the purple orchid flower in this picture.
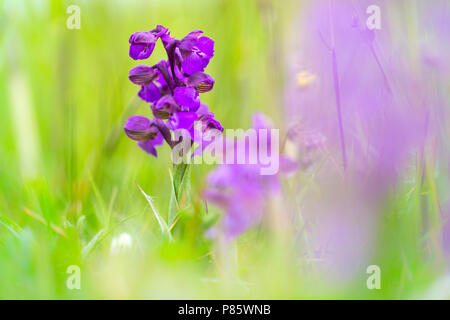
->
[178,31,215,75]
[124,116,164,157]
[152,95,180,120]
[125,25,221,158]
[131,62,171,103]
[129,25,168,60]
[129,32,157,60]
[204,113,297,238]
[191,103,224,156]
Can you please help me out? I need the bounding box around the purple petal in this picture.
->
[129,65,158,85]
[161,33,175,48]
[279,155,299,177]
[152,95,180,119]
[195,103,211,118]
[137,140,158,157]
[197,36,214,57]
[150,24,168,38]
[187,72,215,93]
[252,112,274,130]
[169,111,198,131]
[138,83,160,103]
[169,111,198,140]
[179,35,198,52]
[129,31,156,60]
[129,43,150,60]
[174,87,200,110]
[187,30,204,37]
[124,116,159,141]
[182,53,205,75]
[129,31,155,44]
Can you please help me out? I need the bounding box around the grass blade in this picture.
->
[137,183,172,241]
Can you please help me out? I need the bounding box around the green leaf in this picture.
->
[137,184,172,241]
[81,228,105,259]
[168,163,191,226]
[0,215,22,239]
[173,162,190,202]
[168,171,180,227]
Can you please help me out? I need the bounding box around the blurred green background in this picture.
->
[0,0,447,299]
[0,0,295,299]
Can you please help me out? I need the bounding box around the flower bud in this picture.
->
[129,31,157,60]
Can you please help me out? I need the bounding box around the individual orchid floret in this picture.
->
[179,31,215,75]
[187,72,215,93]
[124,115,160,141]
[196,111,223,138]
[132,63,170,103]
[129,25,168,60]
[191,104,224,156]
[124,116,164,157]
[129,32,157,60]
[152,95,180,119]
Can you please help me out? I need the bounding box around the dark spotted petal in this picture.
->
[129,65,159,85]
[187,72,215,93]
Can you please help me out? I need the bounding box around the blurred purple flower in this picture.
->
[204,113,297,238]
[280,0,448,283]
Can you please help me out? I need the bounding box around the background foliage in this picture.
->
[0,0,449,299]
